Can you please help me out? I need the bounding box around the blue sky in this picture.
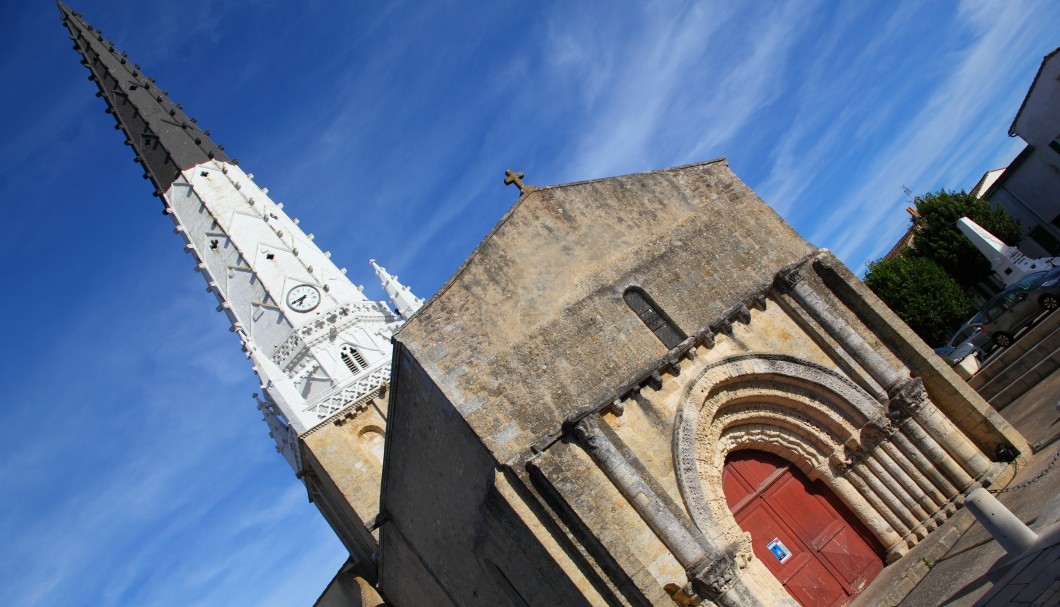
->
[0,1,1056,605]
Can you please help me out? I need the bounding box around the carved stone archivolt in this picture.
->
[672,353,979,559]
[674,354,881,539]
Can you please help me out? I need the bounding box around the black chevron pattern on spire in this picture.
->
[58,2,231,195]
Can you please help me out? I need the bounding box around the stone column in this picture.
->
[860,455,924,532]
[840,464,910,560]
[570,416,797,607]
[847,463,912,536]
[779,263,990,494]
[880,441,947,512]
[889,380,991,483]
[777,266,903,393]
[572,416,706,568]
[874,447,939,519]
[819,461,903,549]
[890,430,959,499]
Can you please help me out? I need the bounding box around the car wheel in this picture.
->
[1041,293,1059,311]
[993,332,1013,348]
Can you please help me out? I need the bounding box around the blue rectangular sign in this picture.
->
[767,538,792,563]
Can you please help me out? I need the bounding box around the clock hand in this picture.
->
[293,295,307,306]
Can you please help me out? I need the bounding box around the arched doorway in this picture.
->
[722,450,884,607]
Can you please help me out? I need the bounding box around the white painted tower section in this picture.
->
[371,259,425,319]
[59,2,418,478]
[162,158,399,469]
[957,217,1059,285]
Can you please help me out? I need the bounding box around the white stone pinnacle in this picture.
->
[371,259,425,318]
[957,217,1059,285]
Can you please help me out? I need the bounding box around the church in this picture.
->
[59,4,1029,606]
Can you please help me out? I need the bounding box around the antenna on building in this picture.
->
[901,185,914,201]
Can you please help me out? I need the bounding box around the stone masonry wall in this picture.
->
[397,159,814,466]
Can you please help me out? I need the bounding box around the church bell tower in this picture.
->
[59,2,411,572]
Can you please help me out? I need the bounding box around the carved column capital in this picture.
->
[774,265,806,293]
[842,442,869,467]
[688,534,753,598]
[863,414,896,445]
[887,377,927,422]
[829,452,854,476]
[570,415,603,451]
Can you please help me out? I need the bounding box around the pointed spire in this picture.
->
[957,217,1060,285]
[371,259,424,318]
[59,3,230,198]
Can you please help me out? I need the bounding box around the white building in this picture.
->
[979,47,1060,256]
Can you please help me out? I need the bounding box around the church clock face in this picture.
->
[286,284,321,313]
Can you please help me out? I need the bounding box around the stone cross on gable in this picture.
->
[504,169,536,193]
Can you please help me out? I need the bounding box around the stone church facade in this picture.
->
[59,4,1029,606]
[381,161,1028,606]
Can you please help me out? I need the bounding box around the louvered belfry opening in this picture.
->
[341,344,368,374]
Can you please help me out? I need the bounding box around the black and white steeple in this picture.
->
[59,3,411,473]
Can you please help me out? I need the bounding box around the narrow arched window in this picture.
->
[359,427,386,464]
[340,344,368,374]
[624,287,686,349]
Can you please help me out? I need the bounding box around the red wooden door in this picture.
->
[722,450,884,607]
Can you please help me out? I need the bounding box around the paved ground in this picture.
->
[854,369,1060,607]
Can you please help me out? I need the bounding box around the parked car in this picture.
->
[980,267,1060,348]
[935,312,990,378]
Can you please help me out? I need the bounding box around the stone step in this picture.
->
[970,311,1060,390]
[970,312,1060,408]
[987,349,1060,410]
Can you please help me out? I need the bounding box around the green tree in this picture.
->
[864,254,975,345]
[910,189,1022,290]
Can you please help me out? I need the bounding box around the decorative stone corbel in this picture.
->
[713,319,734,335]
[646,371,664,391]
[699,328,716,349]
[733,304,752,326]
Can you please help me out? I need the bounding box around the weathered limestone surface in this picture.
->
[382,160,1027,605]
[811,254,1030,457]
[397,159,814,465]
[379,346,595,606]
[314,559,387,607]
[303,405,388,523]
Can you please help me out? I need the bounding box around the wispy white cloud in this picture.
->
[4,2,1059,606]
[812,0,1057,268]
[0,259,335,607]
[682,0,822,161]
[548,2,740,179]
